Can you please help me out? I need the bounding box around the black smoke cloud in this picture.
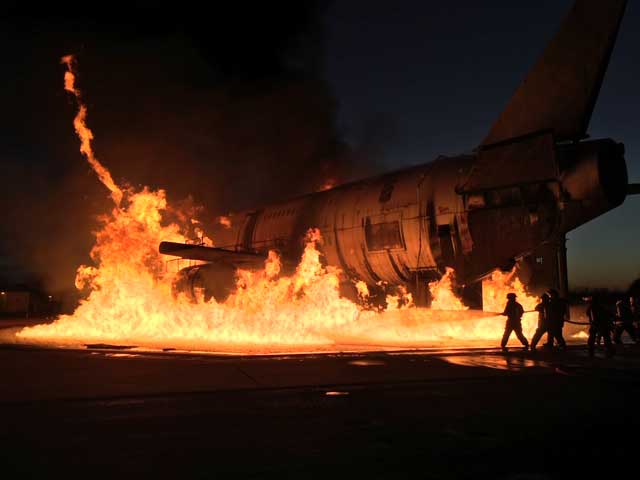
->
[0,2,377,297]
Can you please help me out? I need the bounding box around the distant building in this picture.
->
[0,286,58,318]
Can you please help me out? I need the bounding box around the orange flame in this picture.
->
[218,216,232,228]
[61,55,123,206]
[14,56,553,352]
[318,178,337,191]
[355,280,371,305]
[190,219,213,246]
[385,285,414,310]
[482,268,538,312]
[428,267,468,311]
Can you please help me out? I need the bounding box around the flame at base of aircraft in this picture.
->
[161,0,637,308]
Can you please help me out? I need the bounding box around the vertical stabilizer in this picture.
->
[482,0,627,146]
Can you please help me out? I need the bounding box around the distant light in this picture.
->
[0,291,5,295]
[48,295,53,300]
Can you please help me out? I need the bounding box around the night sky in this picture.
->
[1,1,638,296]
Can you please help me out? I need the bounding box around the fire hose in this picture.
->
[524,310,591,325]
[493,310,591,325]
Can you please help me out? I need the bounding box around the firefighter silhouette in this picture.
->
[500,293,529,352]
[530,293,551,352]
[613,296,638,344]
[586,295,615,358]
[547,289,567,350]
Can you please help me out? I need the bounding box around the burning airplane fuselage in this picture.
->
[166,135,627,304]
[164,0,634,306]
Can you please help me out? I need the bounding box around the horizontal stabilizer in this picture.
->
[460,131,556,193]
[482,0,627,146]
[159,242,266,269]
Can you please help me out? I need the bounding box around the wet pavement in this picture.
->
[1,319,640,479]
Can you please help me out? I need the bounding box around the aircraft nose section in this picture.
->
[558,139,628,232]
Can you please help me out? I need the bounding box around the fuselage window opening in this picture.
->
[365,217,405,251]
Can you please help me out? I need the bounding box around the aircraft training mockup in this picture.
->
[160,0,638,307]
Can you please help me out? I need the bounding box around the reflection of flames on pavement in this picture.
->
[17,56,541,351]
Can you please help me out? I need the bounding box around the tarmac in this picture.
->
[1,317,639,479]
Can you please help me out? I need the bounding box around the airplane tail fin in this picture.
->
[481,0,627,147]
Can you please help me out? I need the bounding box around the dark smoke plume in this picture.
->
[0,2,376,303]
